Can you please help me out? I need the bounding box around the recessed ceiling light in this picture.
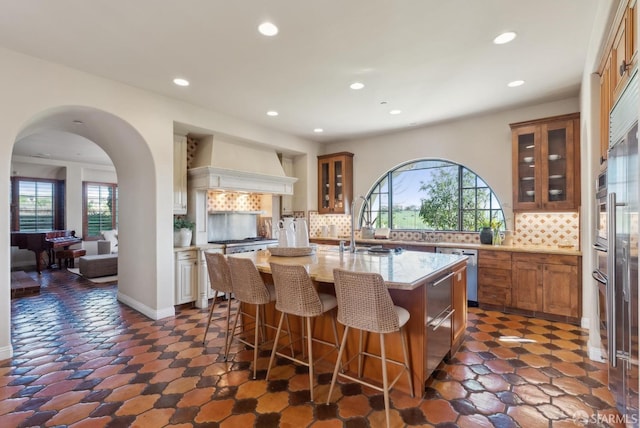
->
[313,128,324,133]
[508,80,525,87]
[173,78,190,87]
[350,82,365,90]
[258,22,278,36]
[389,109,402,115]
[493,31,517,45]
[266,110,279,116]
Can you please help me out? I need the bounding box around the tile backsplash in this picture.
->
[309,211,580,247]
[514,212,580,246]
[207,191,266,212]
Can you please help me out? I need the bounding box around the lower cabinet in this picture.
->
[175,249,198,305]
[477,250,512,307]
[512,253,581,319]
[451,264,467,354]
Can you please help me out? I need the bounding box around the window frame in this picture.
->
[82,181,118,240]
[361,159,505,232]
[10,177,64,232]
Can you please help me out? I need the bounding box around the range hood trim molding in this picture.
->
[188,166,297,195]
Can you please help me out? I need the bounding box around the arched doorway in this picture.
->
[4,105,174,359]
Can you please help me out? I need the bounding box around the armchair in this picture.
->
[97,229,118,254]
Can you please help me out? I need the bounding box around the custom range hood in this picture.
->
[187,134,297,194]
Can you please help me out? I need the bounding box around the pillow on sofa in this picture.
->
[101,229,118,253]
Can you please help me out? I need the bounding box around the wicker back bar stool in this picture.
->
[327,268,414,428]
[202,253,234,358]
[227,256,279,379]
[265,262,340,402]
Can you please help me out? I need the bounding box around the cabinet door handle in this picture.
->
[619,60,630,76]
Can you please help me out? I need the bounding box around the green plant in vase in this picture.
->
[174,216,195,247]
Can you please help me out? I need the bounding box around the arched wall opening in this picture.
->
[4,105,172,359]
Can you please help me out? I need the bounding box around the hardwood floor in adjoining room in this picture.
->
[0,269,622,427]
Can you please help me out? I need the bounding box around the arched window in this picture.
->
[361,159,505,231]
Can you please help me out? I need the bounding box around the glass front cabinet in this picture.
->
[317,152,353,214]
[511,113,580,211]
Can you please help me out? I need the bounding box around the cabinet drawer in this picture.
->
[478,287,511,306]
[478,268,511,289]
[478,250,511,269]
[176,250,197,261]
[512,253,578,266]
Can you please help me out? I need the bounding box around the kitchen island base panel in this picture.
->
[248,264,467,398]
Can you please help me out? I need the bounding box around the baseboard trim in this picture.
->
[117,292,175,320]
[581,316,590,329]
[0,344,14,361]
[588,344,605,362]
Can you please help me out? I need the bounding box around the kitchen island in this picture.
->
[229,246,468,397]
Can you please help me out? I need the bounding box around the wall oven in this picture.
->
[592,169,608,361]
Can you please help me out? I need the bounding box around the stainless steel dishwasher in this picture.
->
[436,247,478,307]
[425,271,455,380]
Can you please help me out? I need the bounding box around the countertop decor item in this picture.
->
[479,227,493,244]
[174,216,195,247]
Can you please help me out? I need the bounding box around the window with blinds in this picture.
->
[83,182,118,239]
[15,179,55,231]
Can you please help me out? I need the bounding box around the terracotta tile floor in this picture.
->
[1,269,623,427]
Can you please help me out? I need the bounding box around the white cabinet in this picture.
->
[173,135,188,215]
[175,249,198,304]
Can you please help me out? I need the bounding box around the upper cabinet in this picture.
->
[612,0,637,101]
[318,152,353,214]
[174,135,188,215]
[511,113,580,212]
[599,0,637,168]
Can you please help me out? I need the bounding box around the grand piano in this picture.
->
[11,230,82,273]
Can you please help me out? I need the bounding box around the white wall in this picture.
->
[321,97,580,230]
[0,46,317,361]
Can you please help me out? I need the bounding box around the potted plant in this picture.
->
[174,216,195,247]
[490,218,503,245]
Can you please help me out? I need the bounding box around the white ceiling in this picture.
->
[3,0,599,164]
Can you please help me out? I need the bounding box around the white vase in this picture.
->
[174,228,192,247]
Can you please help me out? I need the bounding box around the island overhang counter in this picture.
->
[228,246,468,397]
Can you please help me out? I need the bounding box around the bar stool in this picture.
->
[327,268,414,428]
[265,262,340,402]
[226,256,278,379]
[202,253,234,358]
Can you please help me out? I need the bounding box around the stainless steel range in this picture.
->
[209,237,277,254]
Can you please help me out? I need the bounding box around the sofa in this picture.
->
[80,229,118,278]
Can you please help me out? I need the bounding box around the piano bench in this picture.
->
[79,254,118,278]
[56,249,87,269]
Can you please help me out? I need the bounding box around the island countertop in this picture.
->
[228,245,467,290]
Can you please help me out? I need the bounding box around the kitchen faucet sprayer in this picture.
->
[350,196,368,253]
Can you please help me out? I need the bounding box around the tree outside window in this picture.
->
[362,160,504,232]
[83,182,118,239]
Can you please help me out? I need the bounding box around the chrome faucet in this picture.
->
[350,196,368,253]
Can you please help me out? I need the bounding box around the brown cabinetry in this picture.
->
[477,250,512,307]
[511,113,580,211]
[479,249,582,324]
[599,0,637,168]
[451,264,467,354]
[511,253,581,321]
[318,152,353,214]
[612,0,637,101]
